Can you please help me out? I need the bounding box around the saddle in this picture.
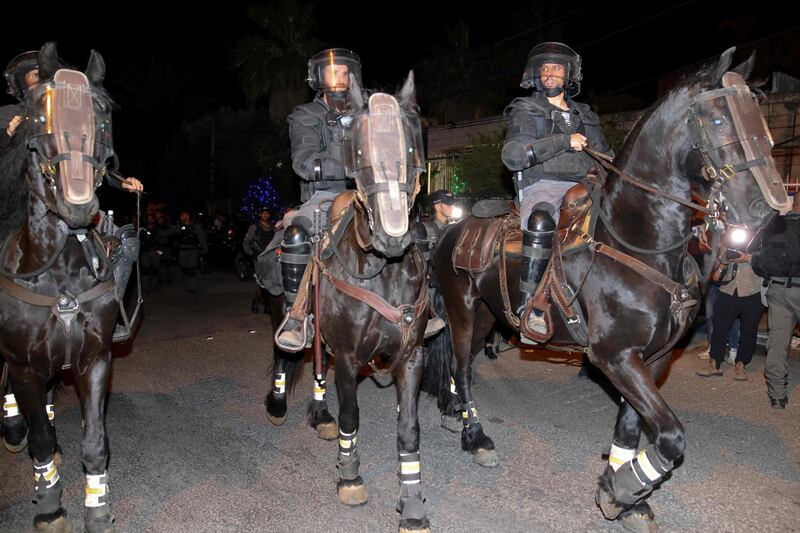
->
[453,183,596,345]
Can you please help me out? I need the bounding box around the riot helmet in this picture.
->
[520,42,582,97]
[5,50,41,100]
[307,48,362,102]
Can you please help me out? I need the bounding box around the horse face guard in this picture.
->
[688,71,788,225]
[25,69,114,221]
[343,90,424,255]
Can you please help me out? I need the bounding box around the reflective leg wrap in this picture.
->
[46,404,55,425]
[397,451,427,523]
[610,445,673,505]
[33,457,62,514]
[337,429,360,481]
[608,443,636,472]
[462,400,481,429]
[4,394,19,417]
[85,472,110,508]
[313,374,326,402]
[273,373,286,395]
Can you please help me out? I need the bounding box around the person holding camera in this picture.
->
[697,234,765,380]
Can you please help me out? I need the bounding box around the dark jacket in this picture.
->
[287,94,355,202]
[501,93,613,189]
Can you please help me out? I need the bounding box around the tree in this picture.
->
[231,1,320,120]
[456,132,514,198]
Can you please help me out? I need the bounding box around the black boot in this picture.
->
[518,208,555,339]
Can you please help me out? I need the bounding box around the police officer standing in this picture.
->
[751,195,800,409]
[501,42,614,340]
[243,207,275,258]
[177,210,208,295]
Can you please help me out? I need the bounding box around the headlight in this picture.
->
[451,206,464,220]
[729,228,749,245]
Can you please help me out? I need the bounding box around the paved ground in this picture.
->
[1,272,799,532]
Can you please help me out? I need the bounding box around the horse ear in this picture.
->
[732,50,756,81]
[37,42,59,80]
[85,50,106,86]
[399,70,416,107]
[710,47,736,85]
[348,72,364,109]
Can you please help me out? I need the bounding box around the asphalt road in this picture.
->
[1,272,798,532]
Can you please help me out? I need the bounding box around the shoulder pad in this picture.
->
[572,101,600,125]
[504,96,548,118]
[288,102,326,127]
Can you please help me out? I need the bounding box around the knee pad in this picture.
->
[525,207,556,248]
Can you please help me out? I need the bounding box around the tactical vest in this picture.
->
[254,224,274,252]
[179,224,200,249]
[752,214,800,280]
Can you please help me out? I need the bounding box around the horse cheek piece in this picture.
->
[428,47,784,531]
[0,44,120,533]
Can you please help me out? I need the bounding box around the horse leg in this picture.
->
[395,347,430,532]
[450,304,498,467]
[602,354,672,532]
[265,351,289,425]
[75,353,114,533]
[592,349,683,526]
[3,384,29,453]
[308,350,337,441]
[334,354,367,506]
[8,365,68,532]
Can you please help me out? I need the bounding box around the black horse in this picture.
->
[426,48,783,531]
[0,44,121,532]
[266,73,431,531]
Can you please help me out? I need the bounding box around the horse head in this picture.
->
[23,42,114,229]
[343,71,424,258]
[686,47,787,230]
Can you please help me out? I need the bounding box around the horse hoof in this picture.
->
[440,415,462,433]
[85,518,114,533]
[596,484,625,520]
[400,525,430,533]
[267,413,287,426]
[316,421,338,441]
[619,502,657,533]
[34,511,71,532]
[337,479,368,506]
[3,433,28,453]
[472,448,499,467]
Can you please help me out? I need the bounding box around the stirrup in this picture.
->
[275,313,313,352]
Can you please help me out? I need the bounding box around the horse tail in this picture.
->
[421,268,454,414]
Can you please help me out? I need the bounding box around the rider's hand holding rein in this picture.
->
[6,115,22,137]
[570,133,588,151]
[120,176,143,193]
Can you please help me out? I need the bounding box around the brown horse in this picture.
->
[425,48,784,531]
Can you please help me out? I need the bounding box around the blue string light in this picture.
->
[241,175,282,219]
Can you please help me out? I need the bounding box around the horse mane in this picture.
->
[0,120,31,244]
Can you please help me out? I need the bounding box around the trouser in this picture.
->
[765,283,800,399]
[709,291,764,366]
[705,284,740,348]
[519,179,575,230]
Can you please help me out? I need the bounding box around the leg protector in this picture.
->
[519,206,556,315]
[34,456,63,515]
[280,224,311,310]
[610,445,673,505]
[337,429,360,481]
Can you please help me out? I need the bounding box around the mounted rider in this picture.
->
[500,42,614,340]
[271,48,442,350]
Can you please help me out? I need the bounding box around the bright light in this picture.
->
[729,228,749,245]
[451,206,464,220]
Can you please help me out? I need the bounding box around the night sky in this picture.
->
[3,1,799,212]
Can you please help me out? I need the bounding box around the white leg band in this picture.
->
[450,377,457,395]
[608,444,636,472]
[636,450,662,482]
[4,394,19,417]
[274,373,286,394]
[313,374,325,401]
[46,404,55,423]
[85,472,109,507]
[34,459,60,489]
